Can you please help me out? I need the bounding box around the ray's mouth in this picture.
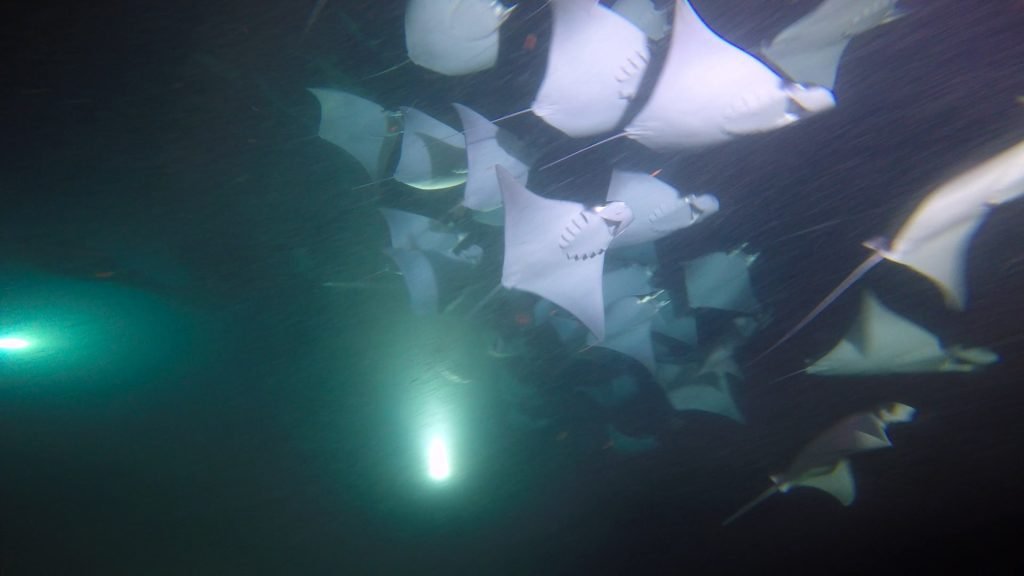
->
[685,197,706,220]
[604,219,626,236]
[593,202,634,237]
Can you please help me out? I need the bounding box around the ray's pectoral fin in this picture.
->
[781,459,856,506]
[946,345,1000,368]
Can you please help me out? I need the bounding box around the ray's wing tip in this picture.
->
[878,402,916,424]
[942,288,967,311]
[948,345,1001,367]
[494,164,517,192]
[884,5,911,24]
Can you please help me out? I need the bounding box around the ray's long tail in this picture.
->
[301,0,329,38]
[466,283,504,318]
[539,133,629,171]
[721,485,779,527]
[750,252,884,365]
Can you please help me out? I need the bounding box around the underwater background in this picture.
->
[2,0,1024,573]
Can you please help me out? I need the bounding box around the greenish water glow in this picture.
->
[0,264,202,388]
[427,436,451,481]
[0,336,32,350]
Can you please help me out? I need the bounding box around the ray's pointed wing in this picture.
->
[699,341,744,382]
[453,103,532,217]
[379,208,458,255]
[882,139,1024,309]
[587,296,660,374]
[384,243,481,316]
[405,0,514,76]
[383,248,439,315]
[532,0,650,137]
[498,165,634,340]
[309,89,399,180]
[856,292,943,366]
[778,459,856,505]
[626,0,834,150]
[684,251,760,313]
[602,263,654,305]
[651,302,698,347]
[658,363,744,423]
[394,107,468,191]
[762,0,900,89]
[670,378,744,423]
[765,39,849,91]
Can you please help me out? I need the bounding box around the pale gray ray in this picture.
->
[498,165,634,340]
[532,0,650,138]
[394,107,468,190]
[405,0,515,76]
[625,0,835,151]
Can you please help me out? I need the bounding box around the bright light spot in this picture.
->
[427,437,451,481]
[0,337,31,350]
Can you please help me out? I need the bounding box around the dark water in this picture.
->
[2,0,1024,573]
